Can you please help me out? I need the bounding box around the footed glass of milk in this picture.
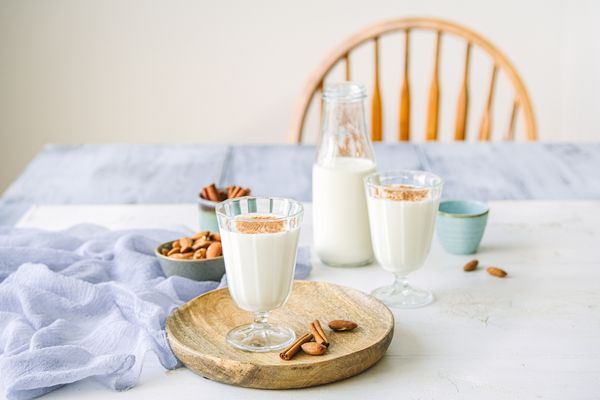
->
[313,82,376,267]
[365,170,443,308]
[216,196,303,352]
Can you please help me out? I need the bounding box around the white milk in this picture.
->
[367,195,438,275]
[312,157,376,266]
[220,220,300,313]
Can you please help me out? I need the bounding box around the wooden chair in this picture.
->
[290,17,537,143]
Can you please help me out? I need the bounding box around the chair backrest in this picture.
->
[290,17,537,143]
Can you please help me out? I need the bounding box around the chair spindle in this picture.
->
[454,42,471,140]
[505,98,518,140]
[344,53,351,81]
[478,65,498,141]
[399,29,411,141]
[426,31,442,141]
[372,37,383,141]
[318,80,324,132]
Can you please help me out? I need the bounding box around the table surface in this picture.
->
[2,142,600,225]
[7,200,600,400]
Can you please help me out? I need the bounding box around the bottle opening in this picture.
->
[323,82,367,102]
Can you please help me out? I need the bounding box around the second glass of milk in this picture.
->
[313,82,376,267]
[216,196,303,352]
[365,170,443,308]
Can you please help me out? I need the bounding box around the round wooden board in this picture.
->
[166,280,394,389]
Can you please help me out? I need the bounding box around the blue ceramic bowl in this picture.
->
[437,200,489,255]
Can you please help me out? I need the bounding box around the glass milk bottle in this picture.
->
[312,82,376,267]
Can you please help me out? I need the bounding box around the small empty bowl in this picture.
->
[437,200,489,255]
[155,241,225,281]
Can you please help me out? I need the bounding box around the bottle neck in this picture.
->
[317,99,375,164]
[321,100,364,135]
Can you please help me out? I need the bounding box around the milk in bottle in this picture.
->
[312,82,376,267]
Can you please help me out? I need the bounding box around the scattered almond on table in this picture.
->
[462,259,509,278]
[487,266,508,278]
[199,183,251,202]
[161,231,222,260]
[463,259,479,271]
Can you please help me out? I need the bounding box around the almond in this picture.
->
[206,242,222,258]
[180,237,193,252]
[463,259,479,272]
[191,231,210,240]
[170,252,193,260]
[193,248,207,260]
[172,240,181,249]
[301,342,327,356]
[161,248,169,256]
[192,239,212,250]
[167,247,181,256]
[487,267,508,278]
[210,232,221,242]
[328,320,358,332]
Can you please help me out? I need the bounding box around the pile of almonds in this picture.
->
[280,319,358,360]
[160,231,222,260]
[199,183,251,202]
[463,259,508,278]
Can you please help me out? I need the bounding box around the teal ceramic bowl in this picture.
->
[197,197,220,232]
[437,200,489,255]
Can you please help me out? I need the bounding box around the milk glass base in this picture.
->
[372,275,433,309]
[226,312,295,352]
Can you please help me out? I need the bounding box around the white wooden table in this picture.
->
[9,201,600,399]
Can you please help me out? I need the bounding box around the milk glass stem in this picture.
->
[252,311,269,329]
[393,274,410,293]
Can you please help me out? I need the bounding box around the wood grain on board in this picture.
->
[166,281,394,389]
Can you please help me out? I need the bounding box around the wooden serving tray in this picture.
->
[166,280,394,389]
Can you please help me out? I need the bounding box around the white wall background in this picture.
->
[1,0,599,192]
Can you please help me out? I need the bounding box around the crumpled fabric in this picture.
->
[0,225,311,400]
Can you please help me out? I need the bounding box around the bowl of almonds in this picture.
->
[155,231,225,282]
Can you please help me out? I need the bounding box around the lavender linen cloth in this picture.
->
[0,225,311,400]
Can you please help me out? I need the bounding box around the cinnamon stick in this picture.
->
[200,187,209,200]
[309,320,329,347]
[206,183,220,202]
[279,333,313,360]
[230,186,242,198]
[237,188,250,197]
